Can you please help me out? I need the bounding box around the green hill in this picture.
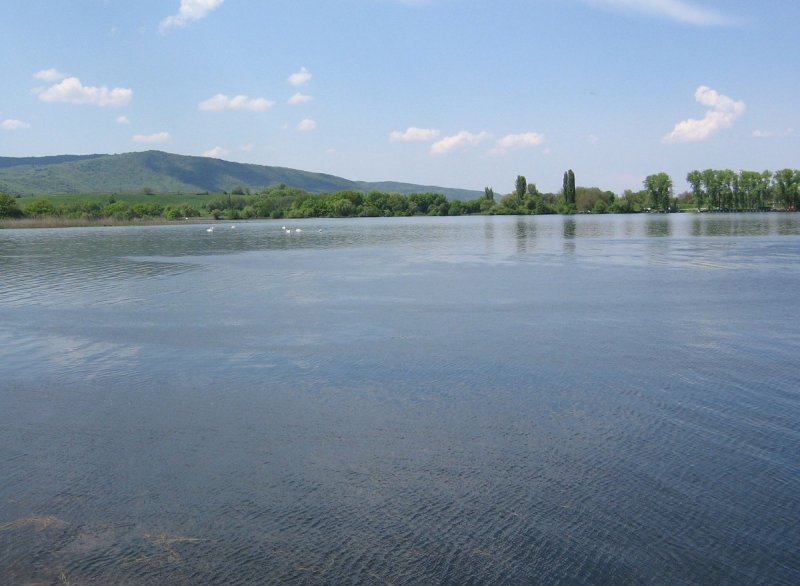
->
[0,151,482,200]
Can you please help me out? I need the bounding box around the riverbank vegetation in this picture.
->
[1,168,798,228]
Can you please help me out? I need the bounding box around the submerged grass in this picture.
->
[144,532,207,564]
[0,515,63,532]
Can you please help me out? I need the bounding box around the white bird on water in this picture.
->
[206,226,214,233]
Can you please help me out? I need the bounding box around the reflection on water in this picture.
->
[514,217,535,253]
[1,213,800,584]
[645,216,672,237]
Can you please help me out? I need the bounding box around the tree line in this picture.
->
[1,167,798,223]
[685,169,799,212]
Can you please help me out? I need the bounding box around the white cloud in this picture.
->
[198,93,274,111]
[289,67,312,87]
[389,127,441,142]
[116,115,131,125]
[430,130,491,155]
[240,143,255,152]
[489,132,545,155]
[583,0,732,26]
[37,77,132,107]
[288,92,313,105]
[160,0,224,31]
[203,146,229,158]
[133,132,171,143]
[663,86,745,143]
[298,118,317,131]
[1,119,31,130]
[752,128,793,139]
[34,68,66,82]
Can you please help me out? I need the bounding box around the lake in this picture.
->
[1,213,799,584]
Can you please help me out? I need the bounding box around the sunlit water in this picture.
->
[1,214,799,584]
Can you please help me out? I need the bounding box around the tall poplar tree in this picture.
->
[515,175,527,206]
[567,170,576,205]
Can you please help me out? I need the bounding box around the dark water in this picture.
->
[1,214,798,585]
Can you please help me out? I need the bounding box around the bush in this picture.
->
[24,199,56,216]
[105,202,134,220]
[0,193,23,218]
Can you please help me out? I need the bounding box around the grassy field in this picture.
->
[13,191,225,208]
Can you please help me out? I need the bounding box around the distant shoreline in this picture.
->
[0,216,208,230]
[2,209,794,230]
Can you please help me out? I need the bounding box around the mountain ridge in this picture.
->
[0,151,483,201]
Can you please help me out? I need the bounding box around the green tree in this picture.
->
[717,169,736,210]
[758,170,773,209]
[562,170,576,207]
[773,169,799,210]
[701,169,722,210]
[331,197,355,217]
[515,175,527,206]
[686,170,705,210]
[484,186,495,201]
[643,172,673,212]
[568,170,576,206]
[105,201,134,220]
[0,193,22,218]
[575,187,612,213]
[409,192,446,215]
[24,199,56,216]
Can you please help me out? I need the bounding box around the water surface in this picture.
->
[1,214,799,584]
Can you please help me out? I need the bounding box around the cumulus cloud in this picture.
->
[663,86,745,143]
[288,92,313,105]
[2,119,31,130]
[203,146,229,158]
[133,132,171,143]
[34,68,66,82]
[160,0,224,31]
[289,67,312,87]
[198,94,274,111]
[297,118,317,132]
[489,132,545,155]
[583,0,732,26]
[430,131,491,155]
[116,115,131,125]
[37,77,132,107]
[389,127,441,142]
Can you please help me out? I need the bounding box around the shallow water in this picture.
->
[1,214,799,584]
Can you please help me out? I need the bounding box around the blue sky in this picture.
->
[1,0,798,194]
